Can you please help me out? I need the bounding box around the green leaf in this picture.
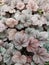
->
[37,9,43,15]
[44,62,49,65]
[43,42,49,53]
[31,62,35,65]
[0,46,6,55]
[16,24,24,30]
[0,32,7,39]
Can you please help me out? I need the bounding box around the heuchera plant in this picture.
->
[0,0,49,65]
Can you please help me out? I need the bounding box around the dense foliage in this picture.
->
[0,0,49,65]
